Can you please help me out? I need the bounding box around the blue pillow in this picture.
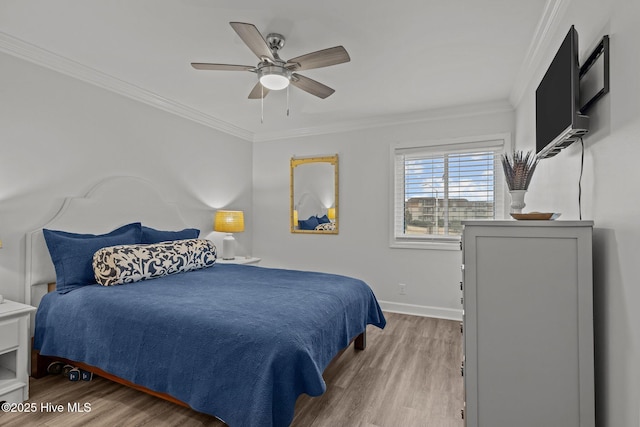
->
[298,216,320,230]
[43,223,142,293]
[141,226,200,244]
[317,215,331,224]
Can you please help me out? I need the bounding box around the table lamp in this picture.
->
[214,210,244,260]
[327,207,336,222]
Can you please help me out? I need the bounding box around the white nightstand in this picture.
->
[0,299,36,404]
[216,256,261,265]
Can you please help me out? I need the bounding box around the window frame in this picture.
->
[389,133,512,250]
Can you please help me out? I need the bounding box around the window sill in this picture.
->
[390,239,461,251]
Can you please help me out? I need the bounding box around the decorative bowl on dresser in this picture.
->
[215,256,261,265]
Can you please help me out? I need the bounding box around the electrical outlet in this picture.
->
[398,283,407,295]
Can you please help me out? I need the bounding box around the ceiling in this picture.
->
[0,0,549,141]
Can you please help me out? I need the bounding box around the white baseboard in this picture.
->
[378,300,463,321]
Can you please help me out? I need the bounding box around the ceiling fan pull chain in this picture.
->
[287,85,290,117]
[261,84,264,124]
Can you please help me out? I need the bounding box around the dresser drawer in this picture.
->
[0,319,19,353]
[0,385,25,404]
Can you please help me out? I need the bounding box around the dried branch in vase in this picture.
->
[501,151,539,190]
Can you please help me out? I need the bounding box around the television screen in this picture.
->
[536,26,589,158]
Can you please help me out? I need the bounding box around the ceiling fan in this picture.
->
[191,22,350,100]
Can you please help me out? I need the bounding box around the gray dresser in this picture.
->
[461,221,595,427]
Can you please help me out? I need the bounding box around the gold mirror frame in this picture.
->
[290,154,339,234]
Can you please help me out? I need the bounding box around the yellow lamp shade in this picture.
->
[327,207,336,220]
[214,210,245,233]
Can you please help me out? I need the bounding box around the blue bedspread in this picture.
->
[34,264,386,427]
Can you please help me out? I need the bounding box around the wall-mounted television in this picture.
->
[536,26,589,159]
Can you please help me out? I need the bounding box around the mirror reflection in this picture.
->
[290,155,338,234]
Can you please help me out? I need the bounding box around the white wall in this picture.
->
[513,0,639,425]
[253,107,514,319]
[0,52,253,303]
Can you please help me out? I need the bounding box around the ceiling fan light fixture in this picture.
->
[258,66,291,90]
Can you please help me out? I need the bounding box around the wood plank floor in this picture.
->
[1,313,463,427]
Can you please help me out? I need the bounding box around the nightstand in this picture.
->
[216,256,261,265]
[0,300,36,404]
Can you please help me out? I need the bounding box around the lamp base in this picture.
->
[221,234,236,260]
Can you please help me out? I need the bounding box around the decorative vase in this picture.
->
[509,190,527,214]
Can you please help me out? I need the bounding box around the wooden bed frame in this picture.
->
[32,334,365,408]
[32,334,365,409]
[26,176,366,415]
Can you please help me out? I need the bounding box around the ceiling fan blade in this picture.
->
[248,82,270,99]
[191,63,255,71]
[285,46,350,71]
[291,73,335,99]
[229,22,275,62]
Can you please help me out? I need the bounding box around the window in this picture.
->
[391,135,508,248]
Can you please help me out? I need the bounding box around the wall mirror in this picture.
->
[290,154,338,234]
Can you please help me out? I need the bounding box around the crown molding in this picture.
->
[0,31,253,142]
[0,31,516,144]
[509,0,572,108]
[253,99,514,142]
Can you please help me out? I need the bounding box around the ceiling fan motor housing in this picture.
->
[266,33,286,52]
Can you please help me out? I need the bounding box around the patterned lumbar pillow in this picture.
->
[93,239,217,286]
[314,222,336,231]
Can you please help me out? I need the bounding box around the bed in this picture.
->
[26,177,386,427]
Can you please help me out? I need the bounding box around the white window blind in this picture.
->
[393,138,506,245]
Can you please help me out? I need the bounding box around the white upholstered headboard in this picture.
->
[25,176,193,308]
